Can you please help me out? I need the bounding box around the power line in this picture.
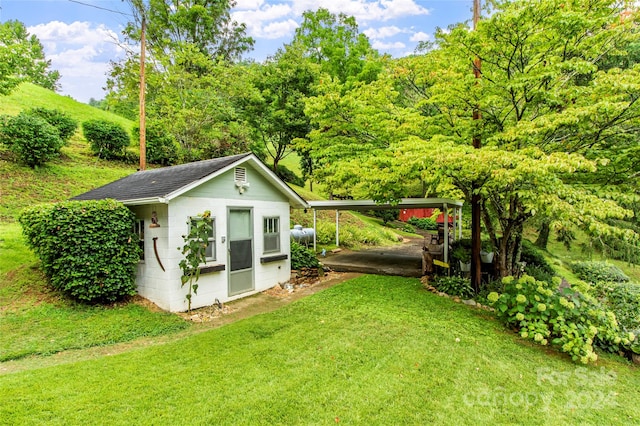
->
[68,0,132,17]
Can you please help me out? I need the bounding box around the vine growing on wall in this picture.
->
[179,210,212,311]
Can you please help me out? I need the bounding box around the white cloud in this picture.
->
[234,0,266,9]
[261,19,299,39]
[287,0,429,23]
[372,40,406,50]
[363,25,403,40]
[27,21,125,103]
[232,3,294,38]
[409,31,430,42]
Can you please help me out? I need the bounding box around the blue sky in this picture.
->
[2,0,474,102]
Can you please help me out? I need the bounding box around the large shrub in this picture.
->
[407,216,438,230]
[19,200,141,303]
[291,241,320,270]
[0,112,64,168]
[591,281,640,355]
[520,240,555,277]
[82,119,130,160]
[571,261,630,284]
[28,107,78,142]
[132,124,178,166]
[487,275,636,364]
[275,164,305,187]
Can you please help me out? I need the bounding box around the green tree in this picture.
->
[142,48,256,161]
[124,0,254,64]
[242,48,317,172]
[291,8,381,86]
[303,0,640,276]
[107,1,256,161]
[0,20,60,94]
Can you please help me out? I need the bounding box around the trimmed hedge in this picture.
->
[28,107,78,142]
[82,119,130,160]
[19,200,141,303]
[0,112,64,168]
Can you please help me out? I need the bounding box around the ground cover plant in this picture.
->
[0,275,638,425]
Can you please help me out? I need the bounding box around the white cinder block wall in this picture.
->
[131,196,292,312]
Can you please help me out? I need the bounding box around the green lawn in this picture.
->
[1,275,637,425]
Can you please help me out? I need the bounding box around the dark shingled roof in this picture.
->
[73,153,252,202]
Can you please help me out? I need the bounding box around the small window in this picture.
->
[133,219,145,261]
[263,217,280,253]
[189,217,216,262]
[235,167,247,183]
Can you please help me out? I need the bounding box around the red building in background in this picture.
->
[399,208,454,223]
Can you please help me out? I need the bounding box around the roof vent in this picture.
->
[234,167,247,183]
[234,167,250,194]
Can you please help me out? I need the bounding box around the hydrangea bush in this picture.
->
[487,275,636,364]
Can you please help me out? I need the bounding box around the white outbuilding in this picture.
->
[74,153,308,312]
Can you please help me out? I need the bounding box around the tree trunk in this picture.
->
[535,220,550,250]
[471,189,482,293]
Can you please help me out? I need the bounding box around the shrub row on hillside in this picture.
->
[19,200,141,303]
[0,108,77,168]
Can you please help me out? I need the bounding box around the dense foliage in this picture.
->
[572,261,630,284]
[591,281,640,355]
[432,275,474,299]
[488,275,637,364]
[28,107,78,142]
[19,200,140,303]
[407,216,438,231]
[0,111,64,168]
[82,119,131,160]
[0,20,60,95]
[133,123,178,165]
[290,241,321,270]
[520,240,556,282]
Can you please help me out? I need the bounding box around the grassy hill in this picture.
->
[0,83,138,222]
[0,84,639,423]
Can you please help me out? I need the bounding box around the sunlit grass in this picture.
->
[0,275,638,425]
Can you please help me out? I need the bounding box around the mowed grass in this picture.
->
[0,82,138,222]
[1,224,188,363]
[0,253,189,362]
[0,83,133,131]
[1,275,638,425]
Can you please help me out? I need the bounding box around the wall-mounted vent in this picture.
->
[234,167,250,194]
[234,167,247,183]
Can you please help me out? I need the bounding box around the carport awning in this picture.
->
[307,198,464,266]
[307,198,463,211]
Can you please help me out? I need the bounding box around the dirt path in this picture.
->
[0,272,360,376]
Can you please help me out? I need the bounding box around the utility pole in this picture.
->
[139,14,146,171]
[471,0,482,293]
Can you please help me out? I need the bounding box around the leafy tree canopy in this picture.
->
[124,0,254,64]
[303,0,640,276]
[0,20,60,95]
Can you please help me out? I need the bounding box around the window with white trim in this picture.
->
[263,217,280,253]
[189,217,216,262]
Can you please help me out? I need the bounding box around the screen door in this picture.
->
[228,208,254,296]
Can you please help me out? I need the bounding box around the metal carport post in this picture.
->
[309,198,465,265]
